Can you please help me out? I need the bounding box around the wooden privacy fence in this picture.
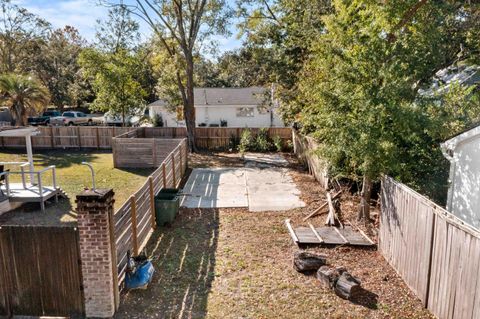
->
[112,128,188,168]
[0,126,292,150]
[0,126,134,149]
[380,176,480,319]
[292,129,329,189]
[0,225,84,317]
[113,138,188,285]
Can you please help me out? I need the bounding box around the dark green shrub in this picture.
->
[255,128,272,152]
[153,114,164,127]
[273,135,283,152]
[238,128,255,153]
[229,134,240,151]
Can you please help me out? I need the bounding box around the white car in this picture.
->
[50,111,93,126]
[103,112,140,127]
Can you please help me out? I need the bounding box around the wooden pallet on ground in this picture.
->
[285,219,375,247]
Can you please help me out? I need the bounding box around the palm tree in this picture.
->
[0,74,50,126]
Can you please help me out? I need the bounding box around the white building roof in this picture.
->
[441,124,480,155]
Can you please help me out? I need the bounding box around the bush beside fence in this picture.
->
[380,176,480,319]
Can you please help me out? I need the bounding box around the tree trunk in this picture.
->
[357,175,372,222]
[316,265,345,289]
[334,272,362,300]
[293,251,327,273]
[183,53,197,152]
[12,103,25,126]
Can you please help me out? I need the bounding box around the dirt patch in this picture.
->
[115,152,432,319]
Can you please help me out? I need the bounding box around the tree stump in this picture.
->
[293,251,327,273]
[316,266,346,288]
[334,272,362,300]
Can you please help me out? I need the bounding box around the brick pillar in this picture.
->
[76,189,118,318]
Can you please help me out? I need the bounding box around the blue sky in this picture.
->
[12,0,243,56]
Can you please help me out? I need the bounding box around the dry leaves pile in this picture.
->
[116,152,433,319]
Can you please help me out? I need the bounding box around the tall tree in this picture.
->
[105,0,232,150]
[0,0,50,73]
[33,26,86,109]
[237,0,332,123]
[79,48,146,126]
[297,0,479,221]
[79,4,146,126]
[95,2,140,53]
[0,73,50,125]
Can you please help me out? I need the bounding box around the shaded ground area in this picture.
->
[0,149,153,225]
[116,152,432,319]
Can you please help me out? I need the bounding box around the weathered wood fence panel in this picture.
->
[0,126,292,151]
[380,176,480,319]
[0,226,84,317]
[0,126,134,149]
[113,138,188,285]
[292,129,329,189]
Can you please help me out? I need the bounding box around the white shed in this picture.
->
[149,87,285,128]
[441,125,480,229]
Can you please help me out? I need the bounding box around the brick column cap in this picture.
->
[76,188,114,202]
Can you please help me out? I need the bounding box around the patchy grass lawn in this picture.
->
[0,149,153,225]
[115,152,432,319]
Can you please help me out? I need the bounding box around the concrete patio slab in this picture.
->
[181,168,248,208]
[181,155,305,211]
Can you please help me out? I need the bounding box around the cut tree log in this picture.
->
[293,251,327,273]
[334,272,362,300]
[316,265,346,289]
[303,191,342,221]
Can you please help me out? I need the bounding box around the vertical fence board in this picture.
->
[381,176,480,319]
[0,226,83,317]
[112,139,188,288]
[292,129,329,189]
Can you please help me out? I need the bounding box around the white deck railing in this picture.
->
[0,165,58,198]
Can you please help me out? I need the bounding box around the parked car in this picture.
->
[103,112,140,127]
[28,110,62,126]
[50,111,93,126]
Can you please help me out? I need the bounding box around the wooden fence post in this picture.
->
[50,126,55,148]
[96,127,100,149]
[172,153,176,187]
[77,126,82,148]
[162,163,167,188]
[179,146,183,176]
[130,196,139,256]
[149,177,156,229]
[152,139,157,166]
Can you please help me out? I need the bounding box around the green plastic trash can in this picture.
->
[157,188,180,199]
[154,189,180,226]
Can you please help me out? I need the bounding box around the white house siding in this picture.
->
[149,105,185,127]
[446,138,480,229]
[195,105,284,127]
[149,104,285,128]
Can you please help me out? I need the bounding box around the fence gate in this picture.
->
[0,226,84,318]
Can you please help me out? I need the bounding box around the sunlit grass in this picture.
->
[0,149,154,220]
